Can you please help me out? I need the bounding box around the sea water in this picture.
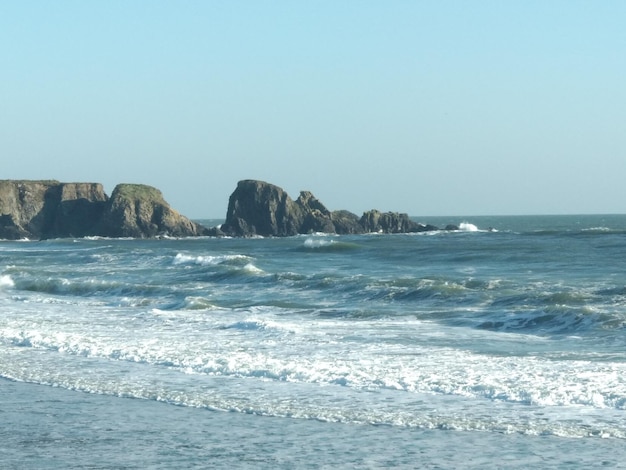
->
[1,215,626,468]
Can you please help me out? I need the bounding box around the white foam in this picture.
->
[459,222,479,232]
[173,253,251,266]
[243,263,264,274]
[304,238,335,249]
[0,275,14,289]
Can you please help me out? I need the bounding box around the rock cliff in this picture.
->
[97,184,205,238]
[220,179,444,237]
[0,180,205,240]
[1,178,454,240]
[221,179,302,237]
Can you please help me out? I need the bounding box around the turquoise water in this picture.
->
[1,215,626,468]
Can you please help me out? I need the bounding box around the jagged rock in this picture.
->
[330,210,364,234]
[97,184,205,238]
[359,210,423,233]
[54,183,109,237]
[221,180,302,237]
[0,180,59,239]
[296,191,335,234]
[0,180,205,240]
[220,179,450,237]
[0,180,108,239]
[0,213,29,239]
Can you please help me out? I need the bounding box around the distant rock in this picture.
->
[359,209,427,233]
[295,191,335,234]
[97,184,206,238]
[330,210,364,234]
[0,180,108,239]
[221,180,302,237]
[55,183,109,237]
[220,179,445,237]
[0,180,206,240]
[0,178,456,240]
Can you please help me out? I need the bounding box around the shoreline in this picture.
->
[2,378,625,469]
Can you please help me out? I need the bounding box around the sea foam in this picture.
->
[459,222,479,232]
[0,275,15,288]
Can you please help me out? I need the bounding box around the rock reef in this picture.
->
[0,180,205,240]
[220,179,450,237]
[0,178,455,240]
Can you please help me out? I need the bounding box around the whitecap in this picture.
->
[0,275,15,289]
[303,238,335,249]
[173,253,251,266]
[459,222,479,232]
[243,263,264,274]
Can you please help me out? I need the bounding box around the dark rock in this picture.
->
[0,180,60,239]
[221,180,302,237]
[54,183,109,237]
[0,213,29,239]
[296,191,335,234]
[0,180,205,240]
[444,224,460,231]
[359,210,422,233]
[0,180,106,239]
[220,179,452,237]
[97,184,204,238]
[331,210,364,234]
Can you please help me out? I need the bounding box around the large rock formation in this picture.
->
[220,179,443,237]
[358,210,439,233]
[97,184,205,238]
[220,179,302,237]
[1,178,454,240]
[0,180,108,239]
[0,180,205,240]
[221,180,356,237]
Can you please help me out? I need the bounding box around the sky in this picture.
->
[1,1,625,218]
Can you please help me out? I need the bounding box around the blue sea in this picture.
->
[2,214,626,469]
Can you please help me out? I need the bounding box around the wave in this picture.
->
[3,325,626,436]
[14,276,168,300]
[459,222,479,232]
[173,253,252,266]
[0,274,14,289]
[299,238,360,252]
[474,306,623,334]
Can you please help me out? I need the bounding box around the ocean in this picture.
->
[1,214,626,469]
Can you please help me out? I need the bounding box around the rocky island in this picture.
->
[218,179,446,237]
[0,179,455,240]
[0,180,206,240]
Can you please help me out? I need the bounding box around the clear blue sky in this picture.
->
[2,1,624,218]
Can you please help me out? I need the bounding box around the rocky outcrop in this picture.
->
[0,180,109,239]
[357,210,440,233]
[221,180,350,237]
[54,183,109,237]
[330,210,365,234]
[0,180,205,240]
[221,179,446,237]
[295,191,335,234]
[221,180,302,237]
[96,184,205,238]
[1,178,456,240]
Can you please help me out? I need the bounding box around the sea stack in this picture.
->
[220,179,442,237]
[0,180,206,240]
